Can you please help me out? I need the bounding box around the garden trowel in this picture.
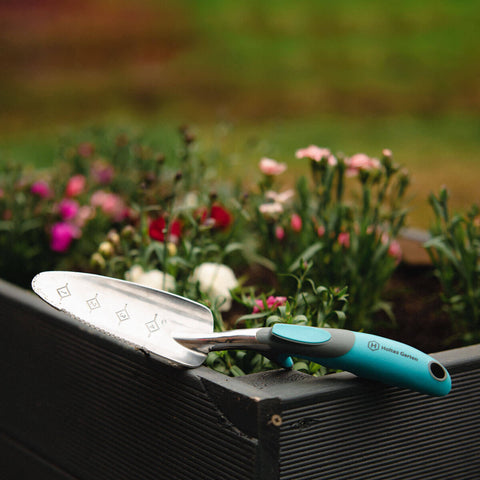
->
[32,271,451,396]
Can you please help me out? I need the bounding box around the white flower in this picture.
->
[125,265,176,292]
[182,191,199,209]
[125,265,144,283]
[259,202,284,217]
[265,189,295,204]
[190,262,238,311]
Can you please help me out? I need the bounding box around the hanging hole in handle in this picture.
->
[429,361,447,381]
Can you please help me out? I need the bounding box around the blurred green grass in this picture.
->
[1,0,479,227]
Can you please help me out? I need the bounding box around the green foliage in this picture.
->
[426,188,480,344]
[1,129,413,377]
[208,263,349,376]
[248,149,408,330]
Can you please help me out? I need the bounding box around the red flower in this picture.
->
[210,204,233,230]
[195,204,233,231]
[149,217,182,243]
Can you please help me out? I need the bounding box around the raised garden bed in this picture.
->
[1,277,480,480]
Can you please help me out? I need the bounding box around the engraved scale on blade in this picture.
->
[32,271,213,367]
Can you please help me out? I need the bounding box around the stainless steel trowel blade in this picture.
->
[32,271,214,367]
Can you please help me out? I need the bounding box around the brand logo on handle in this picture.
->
[368,341,380,351]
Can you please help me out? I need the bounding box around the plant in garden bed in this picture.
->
[248,147,410,331]
[0,127,216,288]
[426,188,480,345]
[0,135,152,287]
[1,128,415,377]
[211,263,349,377]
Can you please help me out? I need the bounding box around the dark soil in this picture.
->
[376,264,458,354]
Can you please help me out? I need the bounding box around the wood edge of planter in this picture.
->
[2,276,480,479]
[2,276,477,405]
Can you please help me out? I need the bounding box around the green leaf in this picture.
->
[292,361,310,372]
[288,242,323,272]
[223,242,244,256]
[237,312,270,323]
[230,365,245,377]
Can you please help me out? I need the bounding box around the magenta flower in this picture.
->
[50,222,81,252]
[31,180,53,198]
[253,295,287,313]
[259,157,287,176]
[295,145,337,166]
[65,174,86,197]
[58,198,79,220]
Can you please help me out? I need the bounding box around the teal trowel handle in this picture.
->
[257,324,451,396]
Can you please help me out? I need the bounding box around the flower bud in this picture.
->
[107,230,120,246]
[184,132,195,144]
[167,242,177,256]
[121,225,135,240]
[98,241,114,258]
[90,252,106,269]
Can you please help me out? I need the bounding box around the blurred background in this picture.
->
[1,0,479,227]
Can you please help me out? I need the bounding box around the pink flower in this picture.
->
[259,157,287,176]
[275,225,285,240]
[58,198,79,220]
[317,225,326,237]
[291,213,302,232]
[295,145,337,165]
[74,205,94,228]
[77,142,95,158]
[65,174,86,197]
[90,190,127,221]
[253,295,287,313]
[31,180,53,198]
[338,232,350,248]
[381,233,402,264]
[382,148,392,158]
[388,240,402,264]
[91,160,114,184]
[50,222,81,252]
[345,154,381,177]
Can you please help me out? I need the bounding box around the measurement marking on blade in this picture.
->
[57,284,71,300]
[145,314,166,337]
[116,304,129,323]
[86,294,101,311]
